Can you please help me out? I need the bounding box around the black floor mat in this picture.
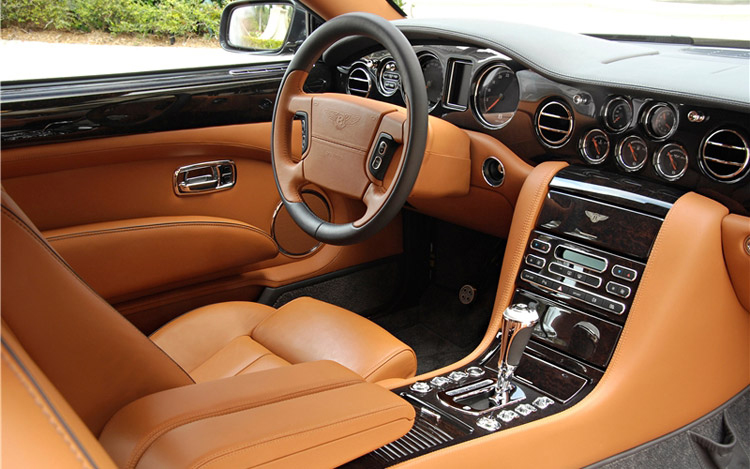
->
[371,281,496,374]
[391,323,475,375]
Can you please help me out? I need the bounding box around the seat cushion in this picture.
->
[150,297,417,383]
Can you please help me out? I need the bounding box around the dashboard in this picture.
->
[332,40,750,215]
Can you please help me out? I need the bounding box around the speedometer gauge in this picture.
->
[473,63,520,130]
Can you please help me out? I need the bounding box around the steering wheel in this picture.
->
[271,12,428,245]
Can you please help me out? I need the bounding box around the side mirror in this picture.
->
[220,0,315,54]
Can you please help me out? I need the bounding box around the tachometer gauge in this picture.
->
[418,53,444,112]
[579,128,610,164]
[616,135,649,172]
[473,63,520,129]
[603,97,633,133]
[643,103,678,140]
[654,143,689,181]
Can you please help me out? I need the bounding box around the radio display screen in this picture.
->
[559,248,606,272]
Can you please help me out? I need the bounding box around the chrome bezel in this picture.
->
[535,100,574,148]
[471,63,518,130]
[602,96,633,133]
[417,51,443,113]
[615,135,649,172]
[481,156,505,187]
[653,143,689,181]
[642,102,678,141]
[579,128,610,164]
[271,190,329,258]
[377,58,399,97]
[345,63,372,98]
[698,128,750,183]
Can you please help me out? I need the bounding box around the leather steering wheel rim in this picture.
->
[271,12,428,246]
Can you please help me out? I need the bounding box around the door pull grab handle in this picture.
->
[174,160,236,196]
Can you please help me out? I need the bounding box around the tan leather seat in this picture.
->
[1,188,416,435]
[151,297,417,383]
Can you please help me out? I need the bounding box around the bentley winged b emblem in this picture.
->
[585,210,609,223]
[326,110,361,130]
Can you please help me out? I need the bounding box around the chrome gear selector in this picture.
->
[491,303,539,406]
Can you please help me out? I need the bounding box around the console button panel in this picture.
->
[519,231,645,323]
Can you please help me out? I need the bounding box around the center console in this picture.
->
[345,165,685,467]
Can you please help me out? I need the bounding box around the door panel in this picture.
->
[1,122,403,329]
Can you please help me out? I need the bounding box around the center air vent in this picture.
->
[700,129,750,182]
[346,65,371,97]
[535,100,574,147]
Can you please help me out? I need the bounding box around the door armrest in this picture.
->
[44,216,278,301]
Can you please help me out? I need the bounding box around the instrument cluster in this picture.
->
[579,96,749,185]
[340,46,521,131]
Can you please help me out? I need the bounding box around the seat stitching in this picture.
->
[1,349,92,469]
[186,335,261,375]
[124,378,362,469]
[232,352,287,376]
[192,404,410,469]
[46,221,275,245]
[488,162,565,336]
[360,348,418,380]
[189,343,277,377]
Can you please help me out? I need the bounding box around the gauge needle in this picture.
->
[667,151,676,171]
[593,139,601,153]
[628,143,636,164]
[487,96,501,111]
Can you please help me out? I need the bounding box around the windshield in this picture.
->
[401,0,750,43]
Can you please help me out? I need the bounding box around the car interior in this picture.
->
[1,0,749,467]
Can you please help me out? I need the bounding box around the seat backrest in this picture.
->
[2,322,118,468]
[1,189,192,435]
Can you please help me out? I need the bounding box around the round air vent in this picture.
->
[536,100,574,147]
[346,65,371,97]
[699,129,750,182]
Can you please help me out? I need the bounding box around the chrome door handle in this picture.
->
[174,160,236,196]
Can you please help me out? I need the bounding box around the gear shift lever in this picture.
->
[491,303,539,406]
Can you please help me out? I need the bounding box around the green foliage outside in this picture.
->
[241,37,284,50]
[229,4,290,51]
[1,0,228,38]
